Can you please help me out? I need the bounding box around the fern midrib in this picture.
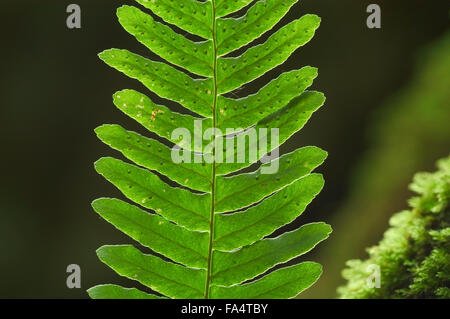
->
[204,0,218,299]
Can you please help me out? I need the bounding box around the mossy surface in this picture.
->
[338,157,450,299]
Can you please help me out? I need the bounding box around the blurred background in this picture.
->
[0,0,448,298]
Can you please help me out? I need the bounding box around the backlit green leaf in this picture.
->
[210,262,323,299]
[216,67,318,130]
[215,146,327,212]
[216,0,298,56]
[92,198,209,268]
[99,49,214,117]
[136,0,213,39]
[118,5,214,77]
[97,245,206,299]
[95,157,210,231]
[91,0,330,299]
[95,124,212,192]
[88,284,165,299]
[217,14,321,93]
[214,174,325,251]
[215,0,253,18]
[212,223,331,286]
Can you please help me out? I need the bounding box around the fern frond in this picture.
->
[88,284,166,299]
[89,0,331,299]
[217,14,320,93]
[118,5,214,76]
[99,49,214,117]
[215,0,253,18]
[216,0,300,56]
[216,66,318,129]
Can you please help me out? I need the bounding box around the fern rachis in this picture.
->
[88,0,331,299]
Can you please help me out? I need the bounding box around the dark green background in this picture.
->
[0,0,448,298]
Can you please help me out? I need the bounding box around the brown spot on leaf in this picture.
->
[151,109,164,121]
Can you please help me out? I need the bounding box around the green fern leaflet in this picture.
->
[88,0,331,299]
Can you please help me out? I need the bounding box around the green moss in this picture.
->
[338,157,450,298]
